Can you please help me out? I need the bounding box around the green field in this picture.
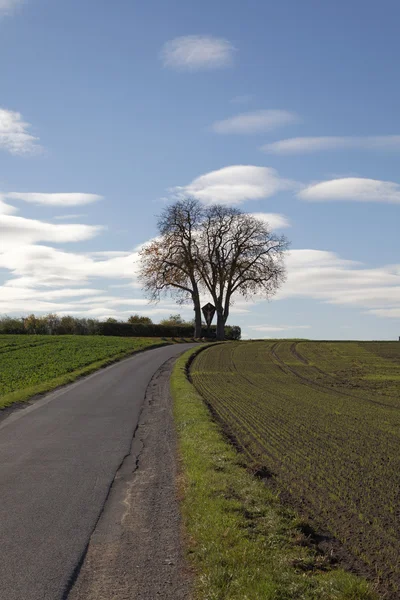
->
[191,341,400,598]
[0,335,168,409]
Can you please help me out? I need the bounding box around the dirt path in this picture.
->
[68,359,191,600]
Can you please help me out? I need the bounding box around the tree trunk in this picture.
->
[216,310,225,341]
[193,293,202,338]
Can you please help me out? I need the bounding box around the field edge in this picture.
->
[170,347,376,600]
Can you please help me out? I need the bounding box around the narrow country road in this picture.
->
[0,343,195,600]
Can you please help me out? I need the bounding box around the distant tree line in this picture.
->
[0,313,241,340]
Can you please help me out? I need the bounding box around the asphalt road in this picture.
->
[0,343,195,600]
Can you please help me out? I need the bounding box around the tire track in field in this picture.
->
[0,339,56,356]
[272,342,400,411]
[290,342,363,384]
[290,342,308,364]
[290,342,344,384]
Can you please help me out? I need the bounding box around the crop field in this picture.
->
[191,341,400,598]
[0,335,166,408]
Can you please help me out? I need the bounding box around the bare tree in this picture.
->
[197,206,289,340]
[139,198,204,338]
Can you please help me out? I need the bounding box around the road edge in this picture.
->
[0,341,194,429]
[67,353,192,600]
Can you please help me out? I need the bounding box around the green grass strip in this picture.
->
[0,340,170,410]
[171,348,377,600]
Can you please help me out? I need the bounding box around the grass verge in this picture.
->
[171,348,377,600]
[0,339,174,410]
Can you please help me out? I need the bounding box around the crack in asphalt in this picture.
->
[67,357,191,600]
[62,376,154,600]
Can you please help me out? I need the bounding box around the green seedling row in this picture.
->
[191,340,400,598]
[0,335,166,406]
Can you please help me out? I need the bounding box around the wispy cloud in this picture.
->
[0,214,103,251]
[212,109,299,134]
[53,214,88,221]
[298,177,400,203]
[250,212,291,229]
[0,0,23,17]
[0,108,41,155]
[0,197,17,215]
[161,35,235,70]
[6,192,102,206]
[262,135,400,154]
[0,243,141,288]
[277,249,400,315]
[173,165,295,205]
[369,308,400,318]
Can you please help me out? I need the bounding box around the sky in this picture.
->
[1,0,400,340]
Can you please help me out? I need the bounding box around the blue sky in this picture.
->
[1,0,400,339]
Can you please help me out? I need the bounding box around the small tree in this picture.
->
[128,314,153,325]
[44,313,60,335]
[59,315,77,334]
[159,313,186,326]
[140,198,204,337]
[198,206,289,340]
[23,314,47,334]
[0,316,25,334]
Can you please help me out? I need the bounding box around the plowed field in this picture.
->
[191,341,400,598]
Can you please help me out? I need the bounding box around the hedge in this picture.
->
[97,321,241,340]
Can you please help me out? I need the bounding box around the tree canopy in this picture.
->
[128,314,153,325]
[139,198,204,337]
[140,199,289,340]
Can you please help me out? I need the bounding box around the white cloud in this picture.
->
[298,177,400,203]
[248,324,310,332]
[74,296,149,307]
[0,243,141,288]
[175,165,294,205]
[262,135,400,154]
[277,250,400,314]
[0,108,41,155]
[88,251,131,258]
[0,0,22,17]
[369,308,400,318]
[329,287,400,308]
[212,110,299,134]
[0,197,17,215]
[286,249,358,270]
[53,214,87,221]
[6,192,102,206]
[250,212,291,229]
[0,214,103,251]
[0,286,101,301]
[161,35,235,70]
[0,279,184,320]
